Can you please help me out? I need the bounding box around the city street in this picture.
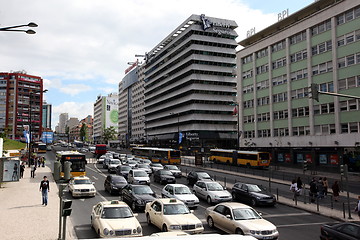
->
[46,148,340,239]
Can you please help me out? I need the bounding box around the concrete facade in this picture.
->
[237,0,360,170]
[58,113,68,134]
[144,14,238,149]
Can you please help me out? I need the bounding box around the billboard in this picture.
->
[41,132,54,143]
[0,158,20,182]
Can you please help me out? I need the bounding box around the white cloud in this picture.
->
[52,101,94,127]
[58,84,92,96]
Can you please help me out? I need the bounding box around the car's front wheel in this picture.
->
[235,228,244,235]
[207,216,214,228]
[207,196,212,205]
[251,198,257,207]
[131,201,136,211]
[162,224,168,232]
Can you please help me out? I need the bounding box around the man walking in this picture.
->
[20,162,25,179]
[39,176,50,206]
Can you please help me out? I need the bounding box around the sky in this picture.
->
[0,0,314,129]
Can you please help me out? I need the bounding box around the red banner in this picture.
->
[330,154,339,165]
[285,153,291,163]
[306,154,312,163]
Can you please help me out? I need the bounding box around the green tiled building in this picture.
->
[237,0,360,171]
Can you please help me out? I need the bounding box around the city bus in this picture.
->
[33,142,47,153]
[56,151,87,178]
[209,149,271,168]
[132,147,181,165]
[94,144,107,158]
[73,140,84,148]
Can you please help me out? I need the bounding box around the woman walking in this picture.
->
[332,180,340,202]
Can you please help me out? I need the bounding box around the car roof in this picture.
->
[165,184,188,188]
[155,198,186,205]
[216,202,253,209]
[73,176,90,180]
[100,200,129,208]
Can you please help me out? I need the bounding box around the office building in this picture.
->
[236,0,360,169]
[144,14,238,149]
[42,101,52,130]
[0,72,44,141]
[58,113,69,134]
[93,93,118,143]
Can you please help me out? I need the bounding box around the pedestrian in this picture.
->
[20,162,25,178]
[332,180,340,202]
[322,177,329,197]
[12,163,18,181]
[290,179,299,201]
[42,157,46,167]
[355,195,360,220]
[296,177,303,194]
[39,176,50,206]
[317,177,324,199]
[38,157,41,167]
[31,164,36,178]
[309,177,318,203]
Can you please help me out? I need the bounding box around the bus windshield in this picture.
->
[170,151,180,157]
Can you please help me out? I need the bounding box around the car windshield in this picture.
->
[128,160,137,164]
[198,172,211,178]
[134,171,148,177]
[138,164,150,169]
[233,208,262,220]
[74,179,92,184]
[163,204,190,215]
[121,166,131,171]
[160,170,173,175]
[133,186,153,195]
[152,164,162,167]
[112,177,126,183]
[247,184,263,192]
[174,186,192,194]
[207,182,224,191]
[167,165,179,170]
[101,207,133,219]
[110,160,120,164]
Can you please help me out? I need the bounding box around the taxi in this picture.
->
[91,200,142,238]
[145,198,204,234]
[68,176,96,198]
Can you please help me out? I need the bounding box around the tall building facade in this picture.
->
[42,101,52,130]
[58,113,69,133]
[118,64,145,146]
[93,93,118,143]
[0,72,44,141]
[237,0,360,170]
[144,14,238,150]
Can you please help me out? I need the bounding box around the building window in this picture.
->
[292,126,310,136]
[338,52,360,68]
[243,115,255,123]
[311,19,331,36]
[290,68,308,81]
[256,48,268,59]
[273,92,287,103]
[256,64,269,75]
[258,129,271,137]
[290,31,306,45]
[257,112,270,122]
[271,40,286,52]
[292,106,309,118]
[338,75,360,90]
[291,87,308,99]
[272,74,288,86]
[257,96,270,106]
[243,100,254,109]
[273,109,288,120]
[312,61,332,76]
[256,80,269,90]
[242,70,253,79]
[337,6,360,25]
[242,55,253,64]
[272,57,287,70]
[244,130,255,138]
[243,84,254,94]
[273,127,289,137]
[314,103,335,115]
[290,49,307,63]
[312,40,332,56]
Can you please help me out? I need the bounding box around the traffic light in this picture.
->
[62,199,72,217]
[310,83,319,102]
[303,161,308,171]
[340,164,348,177]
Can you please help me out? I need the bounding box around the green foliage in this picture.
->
[102,126,117,143]
[80,123,88,141]
[2,138,27,150]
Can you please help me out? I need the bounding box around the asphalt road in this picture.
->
[46,148,339,239]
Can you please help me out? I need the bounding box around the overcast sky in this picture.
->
[0,0,314,129]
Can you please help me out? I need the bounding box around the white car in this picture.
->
[163,165,182,178]
[135,164,152,175]
[193,180,232,204]
[128,169,150,185]
[97,155,106,164]
[68,176,96,197]
[149,163,164,173]
[107,159,121,173]
[91,200,142,238]
[161,184,199,209]
[145,198,204,234]
[205,202,279,239]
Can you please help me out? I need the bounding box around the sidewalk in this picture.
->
[181,157,359,222]
[0,164,76,240]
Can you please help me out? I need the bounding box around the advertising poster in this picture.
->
[319,154,328,164]
[285,153,291,163]
[306,154,312,163]
[1,159,20,182]
[296,154,304,163]
[330,154,339,165]
[277,153,284,162]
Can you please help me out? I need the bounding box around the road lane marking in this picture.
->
[277,221,338,228]
[92,176,98,180]
[264,212,312,218]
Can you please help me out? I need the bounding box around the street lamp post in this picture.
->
[0,22,38,34]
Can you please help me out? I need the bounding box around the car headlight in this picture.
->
[136,226,142,233]
[195,223,203,228]
[90,188,96,192]
[170,225,181,230]
[109,230,114,235]
[74,189,81,192]
[256,196,261,200]
[137,199,144,204]
[112,186,118,189]
[103,228,110,236]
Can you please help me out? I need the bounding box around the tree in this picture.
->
[80,123,88,142]
[102,126,117,143]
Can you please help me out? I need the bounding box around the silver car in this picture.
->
[193,180,231,204]
[161,184,199,209]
